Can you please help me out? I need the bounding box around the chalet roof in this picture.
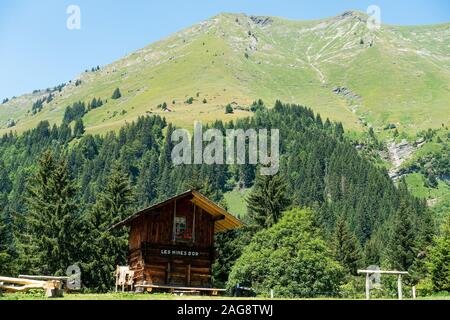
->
[112,190,243,233]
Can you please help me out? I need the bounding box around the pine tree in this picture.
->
[73,118,85,138]
[112,88,122,100]
[387,200,418,271]
[0,209,12,275]
[225,104,233,114]
[246,173,291,229]
[0,160,15,275]
[333,216,362,275]
[364,232,383,267]
[183,168,215,200]
[58,122,73,143]
[20,151,80,275]
[82,162,135,291]
[90,97,98,110]
[427,216,450,292]
[136,150,159,207]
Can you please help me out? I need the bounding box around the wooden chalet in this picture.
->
[113,190,242,291]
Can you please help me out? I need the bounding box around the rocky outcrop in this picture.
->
[338,11,368,24]
[250,16,274,27]
[383,140,419,180]
[333,87,360,101]
[6,119,16,128]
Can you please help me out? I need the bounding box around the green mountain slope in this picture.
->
[1,11,449,135]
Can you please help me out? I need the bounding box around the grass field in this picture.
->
[1,292,449,301]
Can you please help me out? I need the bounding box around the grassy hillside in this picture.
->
[400,128,450,221]
[1,11,449,136]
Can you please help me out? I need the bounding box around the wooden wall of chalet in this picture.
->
[128,197,216,287]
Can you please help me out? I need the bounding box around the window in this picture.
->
[175,217,192,241]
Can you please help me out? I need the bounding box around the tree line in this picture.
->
[0,101,447,296]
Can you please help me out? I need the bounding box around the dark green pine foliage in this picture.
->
[182,167,216,200]
[20,151,80,276]
[0,160,13,275]
[136,150,159,207]
[0,209,12,275]
[212,228,253,288]
[58,122,73,143]
[0,102,437,289]
[82,162,135,292]
[427,216,450,292]
[225,104,233,114]
[333,216,363,275]
[73,119,85,138]
[246,174,291,229]
[112,88,122,100]
[387,199,418,272]
[364,231,384,267]
[63,101,86,124]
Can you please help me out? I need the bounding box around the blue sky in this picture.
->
[0,0,449,99]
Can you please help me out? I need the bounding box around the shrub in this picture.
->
[227,209,345,298]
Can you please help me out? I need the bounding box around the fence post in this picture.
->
[397,275,403,300]
[365,273,370,300]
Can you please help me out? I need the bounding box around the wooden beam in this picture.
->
[212,215,225,222]
[0,284,44,292]
[135,283,226,292]
[357,270,409,275]
[0,276,44,286]
[19,275,69,282]
[0,277,63,298]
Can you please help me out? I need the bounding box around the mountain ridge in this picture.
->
[1,11,449,136]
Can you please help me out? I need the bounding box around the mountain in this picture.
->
[1,11,449,136]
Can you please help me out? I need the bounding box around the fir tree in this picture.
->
[73,119,85,138]
[387,199,418,271]
[90,97,98,110]
[364,233,383,267]
[246,173,291,229]
[427,216,450,292]
[82,162,135,291]
[0,209,12,275]
[225,104,234,114]
[112,88,122,100]
[20,151,80,275]
[183,168,215,200]
[136,150,159,207]
[333,216,363,275]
